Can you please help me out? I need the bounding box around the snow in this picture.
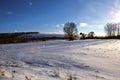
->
[0,39,120,80]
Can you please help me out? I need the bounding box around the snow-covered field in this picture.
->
[0,39,120,80]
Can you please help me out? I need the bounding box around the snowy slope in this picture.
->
[0,39,120,80]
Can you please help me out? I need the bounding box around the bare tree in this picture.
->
[87,31,95,38]
[104,23,117,37]
[116,23,120,36]
[63,22,78,40]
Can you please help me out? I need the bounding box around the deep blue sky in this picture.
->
[0,0,120,35]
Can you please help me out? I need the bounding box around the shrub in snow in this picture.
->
[95,70,100,80]
[4,61,23,67]
[67,73,77,80]
[67,73,72,80]
[0,70,5,76]
[11,70,16,78]
[25,76,31,80]
[53,68,60,77]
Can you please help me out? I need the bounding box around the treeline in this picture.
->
[0,37,66,44]
[104,23,120,38]
[0,32,39,38]
[63,22,120,40]
[63,22,100,40]
[1,22,120,43]
[0,32,66,44]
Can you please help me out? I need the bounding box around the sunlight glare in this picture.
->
[113,11,120,23]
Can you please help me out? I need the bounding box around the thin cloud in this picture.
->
[7,11,13,15]
[56,24,61,28]
[28,2,33,6]
[56,24,64,28]
[114,0,120,9]
[79,23,91,27]
[87,1,105,19]
[14,30,18,32]
[79,22,105,36]
[79,22,104,31]
[42,31,63,34]
[92,24,104,30]
[109,0,120,22]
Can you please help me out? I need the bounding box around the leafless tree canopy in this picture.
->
[63,22,78,40]
[116,23,120,36]
[104,23,120,37]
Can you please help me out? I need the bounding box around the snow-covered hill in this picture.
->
[0,39,120,80]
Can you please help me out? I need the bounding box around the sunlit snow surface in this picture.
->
[0,39,120,80]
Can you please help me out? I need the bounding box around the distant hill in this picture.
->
[17,33,65,38]
[0,32,39,38]
[0,32,66,43]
